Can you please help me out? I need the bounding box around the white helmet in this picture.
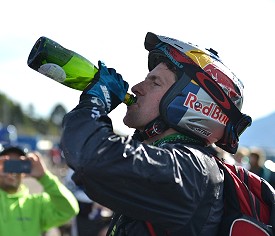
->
[143,32,252,153]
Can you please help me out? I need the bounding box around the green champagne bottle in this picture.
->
[27,36,136,106]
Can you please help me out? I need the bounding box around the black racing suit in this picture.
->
[61,98,224,236]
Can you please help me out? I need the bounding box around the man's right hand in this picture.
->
[80,61,129,113]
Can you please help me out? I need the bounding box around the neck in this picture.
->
[143,128,178,144]
[151,132,205,147]
[1,186,20,194]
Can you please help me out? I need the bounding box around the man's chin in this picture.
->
[123,121,138,130]
[2,184,20,193]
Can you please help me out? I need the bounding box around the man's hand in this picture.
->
[26,152,47,179]
[81,61,129,113]
[0,156,8,176]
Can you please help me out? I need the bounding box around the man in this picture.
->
[0,145,79,236]
[61,32,252,235]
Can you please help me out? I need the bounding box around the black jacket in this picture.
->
[61,98,224,236]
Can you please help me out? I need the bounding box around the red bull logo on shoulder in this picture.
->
[184,92,229,125]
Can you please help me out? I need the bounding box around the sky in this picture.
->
[1,0,275,135]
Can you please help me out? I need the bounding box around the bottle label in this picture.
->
[38,63,66,82]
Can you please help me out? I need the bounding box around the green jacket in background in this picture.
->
[0,171,79,236]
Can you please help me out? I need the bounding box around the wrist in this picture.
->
[36,171,46,180]
[79,95,108,114]
[37,171,50,183]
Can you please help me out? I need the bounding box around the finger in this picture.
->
[0,155,7,162]
[26,152,39,161]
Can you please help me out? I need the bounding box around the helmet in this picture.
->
[143,32,252,153]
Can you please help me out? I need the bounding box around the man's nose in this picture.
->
[131,81,145,94]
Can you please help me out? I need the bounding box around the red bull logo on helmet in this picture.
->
[184,92,229,125]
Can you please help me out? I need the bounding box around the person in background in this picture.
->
[233,146,250,169]
[248,148,265,178]
[61,32,252,235]
[0,145,79,236]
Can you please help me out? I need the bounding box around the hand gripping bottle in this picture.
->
[27,37,136,106]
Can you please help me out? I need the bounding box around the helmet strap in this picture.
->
[132,117,169,142]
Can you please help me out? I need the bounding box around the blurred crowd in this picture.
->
[214,145,275,188]
[0,142,112,236]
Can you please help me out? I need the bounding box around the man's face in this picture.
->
[0,152,23,193]
[123,63,176,130]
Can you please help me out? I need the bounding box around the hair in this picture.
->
[249,147,266,166]
[235,146,250,157]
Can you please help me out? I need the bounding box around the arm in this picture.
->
[62,103,210,225]
[27,152,79,231]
